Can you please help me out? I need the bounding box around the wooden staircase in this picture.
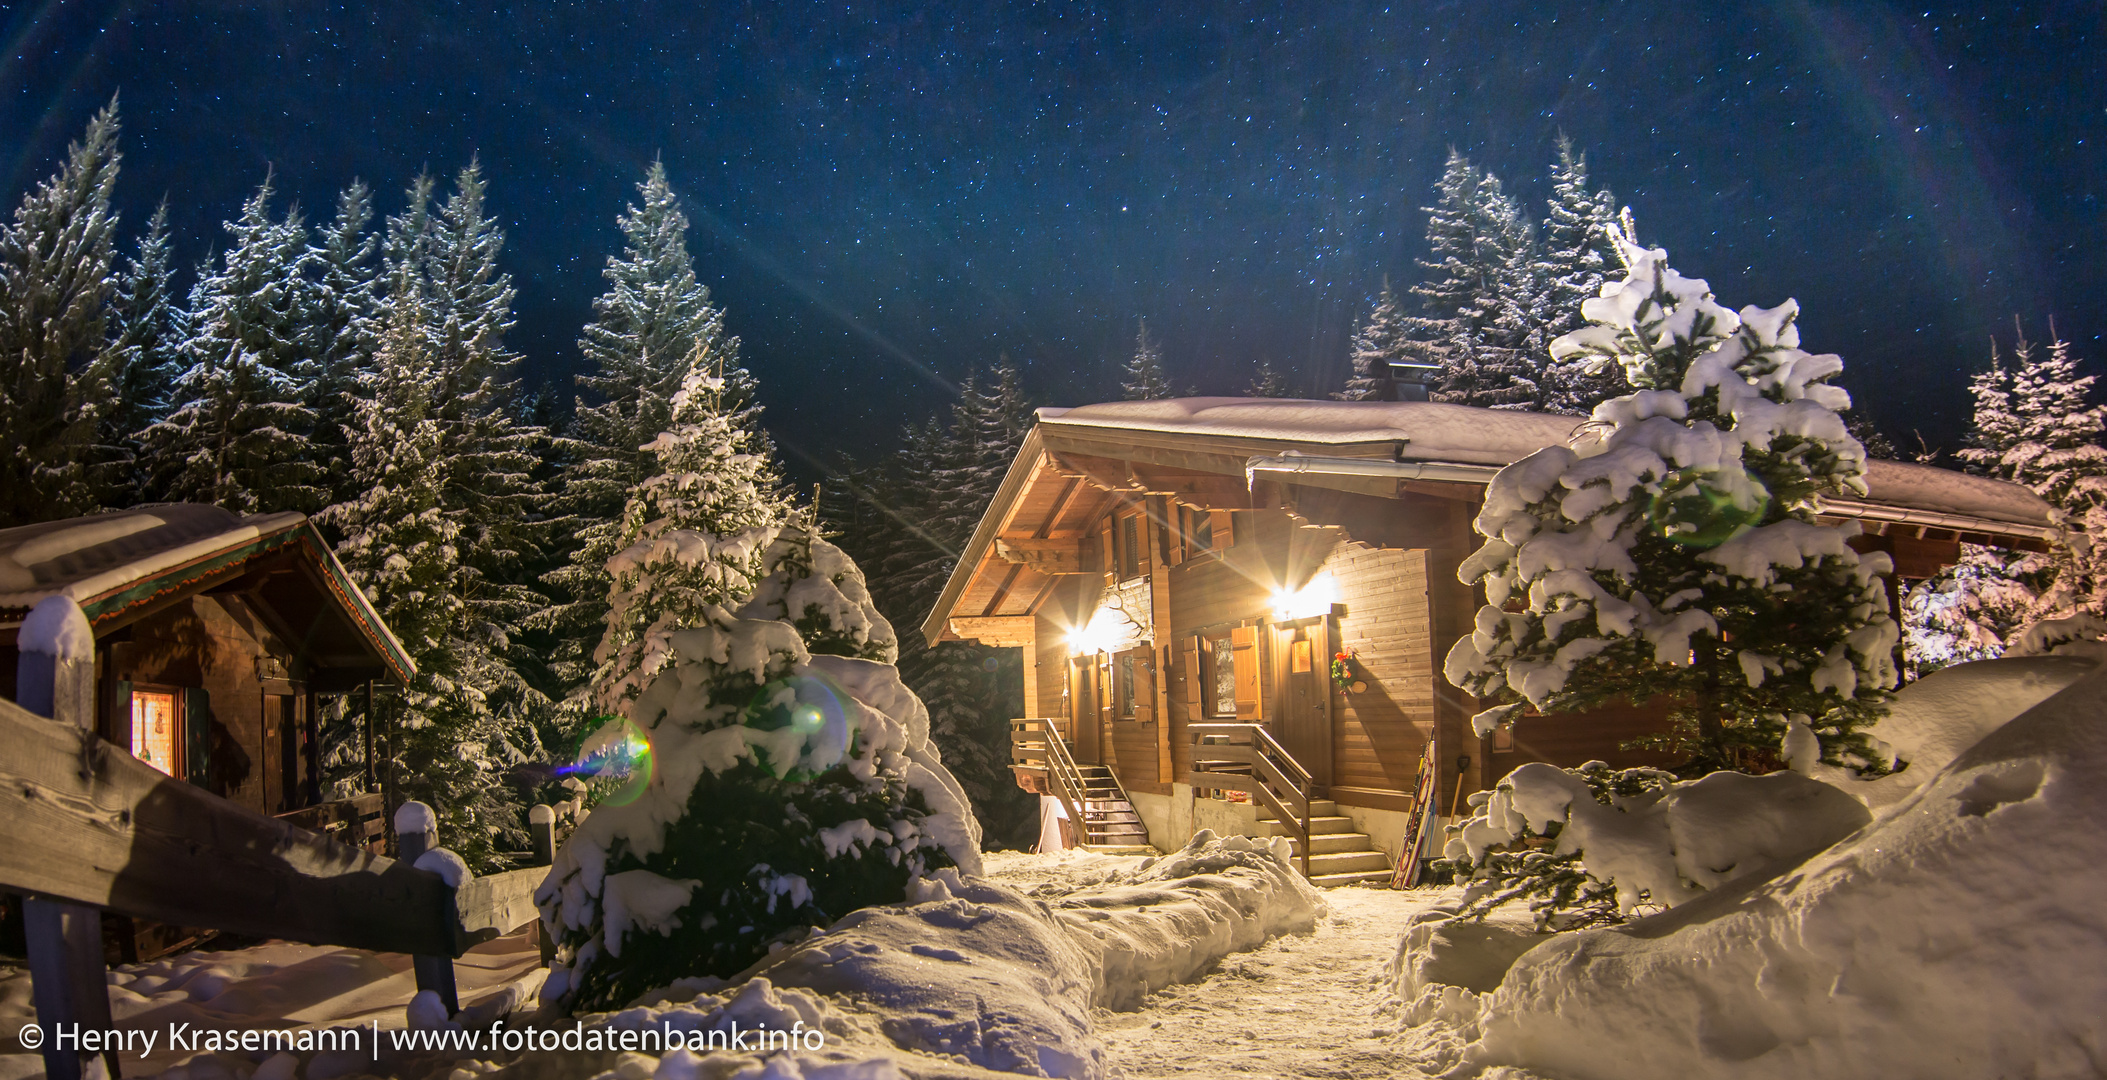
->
[1011,719,1157,854]
[1256,799,1392,887]
[1071,764,1154,853]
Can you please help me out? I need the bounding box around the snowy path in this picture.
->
[1096,884,1447,1080]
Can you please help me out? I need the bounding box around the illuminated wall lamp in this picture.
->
[1270,574,1337,621]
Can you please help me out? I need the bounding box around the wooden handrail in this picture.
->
[1011,718,1091,849]
[1188,723,1312,879]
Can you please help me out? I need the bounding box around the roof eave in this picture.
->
[922,426,1046,648]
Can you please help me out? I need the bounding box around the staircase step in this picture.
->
[1258,815,1356,838]
[1280,832,1377,856]
[1308,869,1395,888]
[1300,850,1392,875]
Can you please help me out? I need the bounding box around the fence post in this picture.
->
[529,804,556,867]
[392,801,460,1016]
[17,597,119,1080]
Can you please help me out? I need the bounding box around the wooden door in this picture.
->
[1271,621,1334,788]
[1070,656,1102,764]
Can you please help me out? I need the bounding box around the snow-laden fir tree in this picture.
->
[1534,135,1632,414]
[1335,278,1407,401]
[1247,355,1292,398]
[147,176,327,514]
[303,181,380,510]
[323,164,553,866]
[1940,323,2107,630]
[323,288,528,870]
[0,99,120,524]
[1121,317,1175,400]
[100,202,186,506]
[1445,237,1898,768]
[825,364,1038,845]
[544,161,760,715]
[1405,152,1542,410]
[590,347,791,715]
[536,522,980,1010]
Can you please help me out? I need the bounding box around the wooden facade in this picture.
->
[926,399,2060,863]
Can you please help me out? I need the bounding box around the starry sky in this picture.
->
[2,1,2101,472]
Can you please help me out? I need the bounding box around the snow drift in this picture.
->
[501,834,1322,1080]
[1423,662,2107,1080]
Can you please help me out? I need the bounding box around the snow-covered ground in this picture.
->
[1094,883,1447,1080]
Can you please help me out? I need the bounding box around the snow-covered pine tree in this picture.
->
[537,522,980,1009]
[1959,322,2107,620]
[1247,356,1292,398]
[100,202,185,507]
[1121,317,1175,400]
[1335,278,1407,401]
[824,363,1038,845]
[1445,239,1898,769]
[591,347,791,715]
[323,287,526,869]
[148,176,327,514]
[0,99,121,524]
[1401,150,1482,376]
[544,161,758,711]
[303,181,380,510]
[1900,330,2066,672]
[1535,135,1633,415]
[1406,152,1542,410]
[325,163,552,866]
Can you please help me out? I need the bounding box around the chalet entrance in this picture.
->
[1067,655,1102,765]
[1270,618,1333,789]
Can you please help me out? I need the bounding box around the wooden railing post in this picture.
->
[394,801,460,1016]
[529,804,556,866]
[17,597,119,1080]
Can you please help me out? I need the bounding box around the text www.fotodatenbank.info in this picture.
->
[18,1020,826,1059]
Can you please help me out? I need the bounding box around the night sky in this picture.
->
[3,2,2101,474]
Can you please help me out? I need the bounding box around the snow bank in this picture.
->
[507,833,1321,1080]
[1422,662,2107,1080]
[1389,910,1543,999]
[1448,762,1869,914]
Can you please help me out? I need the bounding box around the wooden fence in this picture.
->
[1,653,554,1079]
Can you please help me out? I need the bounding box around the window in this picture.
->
[1118,513,1142,579]
[1205,634,1237,717]
[1188,508,1213,552]
[1118,653,1138,717]
[132,690,181,777]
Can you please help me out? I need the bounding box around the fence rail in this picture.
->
[0,685,550,1076]
[1011,717,1093,846]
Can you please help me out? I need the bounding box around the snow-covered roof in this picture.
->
[1037,397,2055,534]
[0,505,416,681]
[1037,398,1582,467]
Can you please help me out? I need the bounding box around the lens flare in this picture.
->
[569,716,655,807]
[1649,467,1770,548]
[742,673,855,779]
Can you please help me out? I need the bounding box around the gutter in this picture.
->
[1244,453,1502,488]
[1815,500,2060,545]
[1247,452,2059,546]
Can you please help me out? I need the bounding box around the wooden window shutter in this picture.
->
[109,679,133,751]
[1231,625,1262,719]
[1180,638,1202,722]
[1209,510,1234,551]
[184,687,212,789]
[1134,649,1155,725]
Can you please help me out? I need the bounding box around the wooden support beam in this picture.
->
[948,615,1037,648]
[994,537,1086,575]
[396,811,460,1016]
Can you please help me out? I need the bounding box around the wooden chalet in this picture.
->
[0,504,415,837]
[924,398,2057,885]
